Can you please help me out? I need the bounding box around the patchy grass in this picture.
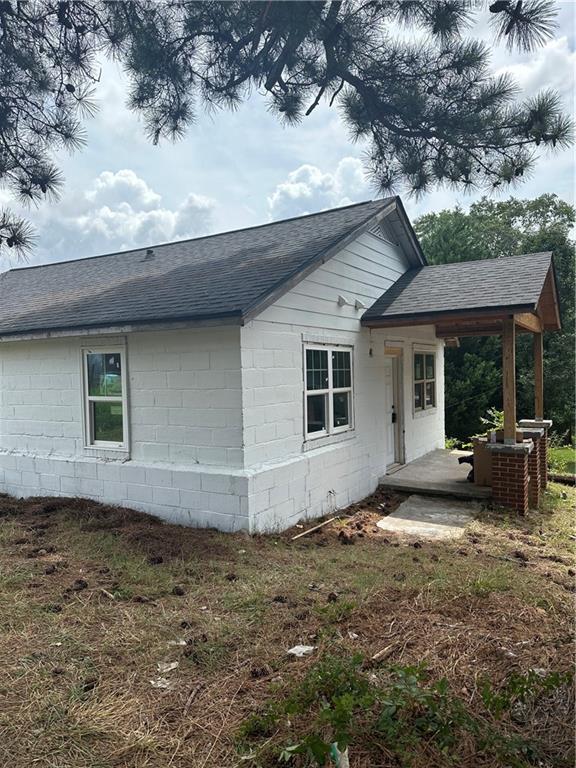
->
[549,446,576,476]
[0,486,573,767]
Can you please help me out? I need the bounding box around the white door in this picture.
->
[384,357,396,467]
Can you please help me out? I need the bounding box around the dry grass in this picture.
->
[0,485,573,768]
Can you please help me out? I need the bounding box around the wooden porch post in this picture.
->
[533,332,544,420]
[502,317,516,443]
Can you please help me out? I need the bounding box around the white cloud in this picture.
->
[496,36,575,102]
[19,169,216,265]
[268,157,372,220]
[85,169,162,210]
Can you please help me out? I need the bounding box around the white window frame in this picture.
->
[413,350,436,412]
[82,346,129,450]
[304,344,354,440]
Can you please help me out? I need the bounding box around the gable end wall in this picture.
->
[241,224,445,531]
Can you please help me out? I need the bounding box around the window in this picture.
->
[414,352,435,411]
[83,349,127,447]
[305,345,353,438]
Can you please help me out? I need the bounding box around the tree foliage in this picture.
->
[0,0,572,254]
[415,194,575,441]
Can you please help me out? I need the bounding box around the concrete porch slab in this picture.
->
[380,449,492,500]
[377,494,478,539]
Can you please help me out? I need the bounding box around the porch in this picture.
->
[380,449,491,500]
[362,251,562,513]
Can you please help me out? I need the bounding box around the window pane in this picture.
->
[307,394,327,433]
[92,401,123,442]
[88,352,122,396]
[332,350,351,389]
[333,392,350,428]
[414,354,423,381]
[87,353,105,396]
[425,354,435,381]
[104,353,122,395]
[425,381,435,408]
[414,382,424,410]
[306,349,329,390]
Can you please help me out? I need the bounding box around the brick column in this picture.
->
[519,428,544,508]
[519,419,552,491]
[540,433,548,489]
[527,436,541,507]
[487,442,532,515]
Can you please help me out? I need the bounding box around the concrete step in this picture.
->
[379,475,492,500]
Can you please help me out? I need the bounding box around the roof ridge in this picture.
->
[6,198,386,274]
[418,251,552,269]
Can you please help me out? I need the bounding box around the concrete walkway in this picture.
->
[377,494,478,539]
[380,449,492,500]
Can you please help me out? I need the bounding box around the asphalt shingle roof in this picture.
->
[0,198,395,337]
[362,252,554,324]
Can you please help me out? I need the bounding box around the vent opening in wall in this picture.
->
[368,220,398,247]
[368,222,383,237]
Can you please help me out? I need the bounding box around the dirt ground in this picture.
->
[0,485,573,768]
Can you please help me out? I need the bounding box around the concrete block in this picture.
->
[152,486,180,506]
[200,473,232,494]
[145,467,173,488]
[119,464,147,484]
[126,483,153,503]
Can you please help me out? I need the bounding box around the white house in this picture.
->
[0,198,446,531]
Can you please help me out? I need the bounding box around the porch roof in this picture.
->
[361,251,561,334]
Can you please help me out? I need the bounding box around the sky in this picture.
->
[2,2,575,267]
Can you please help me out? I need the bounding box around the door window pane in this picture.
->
[88,352,122,396]
[332,350,351,389]
[414,382,424,410]
[425,354,435,381]
[425,381,435,407]
[306,349,329,390]
[414,354,424,381]
[307,394,327,433]
[333,392,350,428]
[92,401,123,442]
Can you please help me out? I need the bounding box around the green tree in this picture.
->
[415,194,575,441]
[0,0,573,255]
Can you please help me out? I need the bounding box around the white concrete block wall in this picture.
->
[0,326,250,531]
[0,327,242,466]
[128,329,242,466]
[241,320,444,531]
[0,453,249,531]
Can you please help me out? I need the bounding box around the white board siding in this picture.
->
[255,230,409,333]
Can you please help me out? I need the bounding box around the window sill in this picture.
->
[83,445,130,460]
[303,430,356,452]
[413,407,438,420]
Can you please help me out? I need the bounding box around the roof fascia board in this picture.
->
[361,303,535,328]
[546,259,562,330]
[0,312,242,342]
[241,200,402,324]
[394,196,427,267]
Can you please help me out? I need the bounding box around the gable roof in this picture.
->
[0,196,425,340]
[361,252,561,331]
